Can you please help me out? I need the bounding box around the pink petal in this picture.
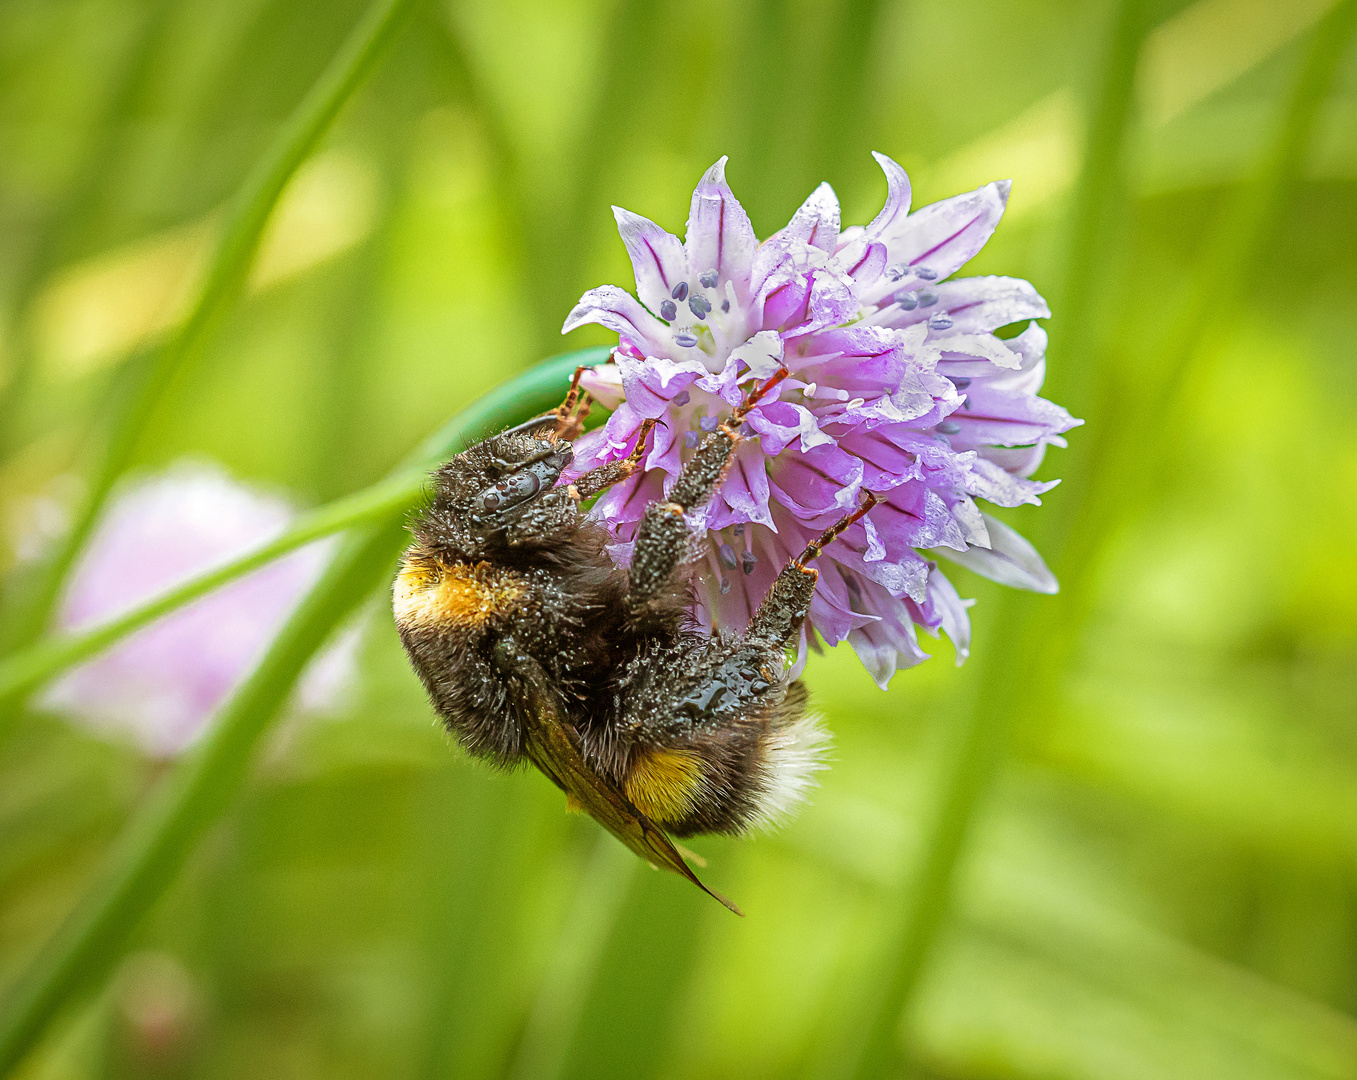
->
[613,207,690,317]
[685,157,758,299]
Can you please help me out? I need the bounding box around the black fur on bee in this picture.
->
[393,367,874,907]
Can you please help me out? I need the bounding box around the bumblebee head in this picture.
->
[421,419,578,556]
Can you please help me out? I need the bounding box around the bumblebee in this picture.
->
[393,368,874,913]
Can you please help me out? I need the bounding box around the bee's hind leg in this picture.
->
[745,492,878,649]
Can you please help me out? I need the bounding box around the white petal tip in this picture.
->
[701,156,730,185]
[995,179,1013,201]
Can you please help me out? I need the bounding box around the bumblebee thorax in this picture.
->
[393,551,527,637]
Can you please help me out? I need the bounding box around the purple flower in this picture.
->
[40,462,358,757]
[564,154,1080,687]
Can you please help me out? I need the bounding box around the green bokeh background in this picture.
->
[2,0,1356,1077]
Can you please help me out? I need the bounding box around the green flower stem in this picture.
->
[1,0,417,659]
[0,348,604,1076]
[841,4,1156,1077]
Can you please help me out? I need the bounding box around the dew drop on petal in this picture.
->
[699,269,719,288]
[672,281,689,301]
[719,542,738,570]
[938,421,961,435]
[675,332,698,348]
[894,290,918,310]
[660,299,677,321]
[928,312,954,330]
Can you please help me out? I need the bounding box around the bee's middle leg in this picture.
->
[629,367,793,606]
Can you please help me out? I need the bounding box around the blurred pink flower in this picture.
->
[40,462,358,757]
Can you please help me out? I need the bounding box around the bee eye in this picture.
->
[475,470,543,516]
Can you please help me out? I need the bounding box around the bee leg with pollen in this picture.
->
[628,367,792,607]
[746,491,879,648]
[569,419,657,501]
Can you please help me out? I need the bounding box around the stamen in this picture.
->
[660,299,677,321]
[803,381,818,396]
[699,268,719,288]
[718,542,738,570]
[963,396,972,411]
[915,266,937,280]
[918,290,938,307]
[894,290,918,310]
[947,376,971,389]
[721,299,730,313]
[740,550,757,575]
[673,389,691,406]
[720,576,731,594]
[928,312,954,330]
[886,262,909,281]
[847,397,865,409]
[699,415,719,433]
[684,430,700,449]
[689,295,711,320]
[732,522,745,537]
[675,332,698,348]
[672,281,689,301]
[938,421,961,435]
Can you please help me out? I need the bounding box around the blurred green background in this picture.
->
[2,0,1356,1077]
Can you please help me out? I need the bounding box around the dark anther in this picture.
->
[673,389,691,406]
[719,542,738,570]
[689,295,711,320]
[938,421,961,435]
[660,299,677,321]
[740,550,757,575]
[672,281,689,301]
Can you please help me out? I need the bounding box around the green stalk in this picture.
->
[1,0,417,657]
[0,348,603,1075]
[840,3,1155,1077]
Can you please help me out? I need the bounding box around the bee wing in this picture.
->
[514,660,743,917]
